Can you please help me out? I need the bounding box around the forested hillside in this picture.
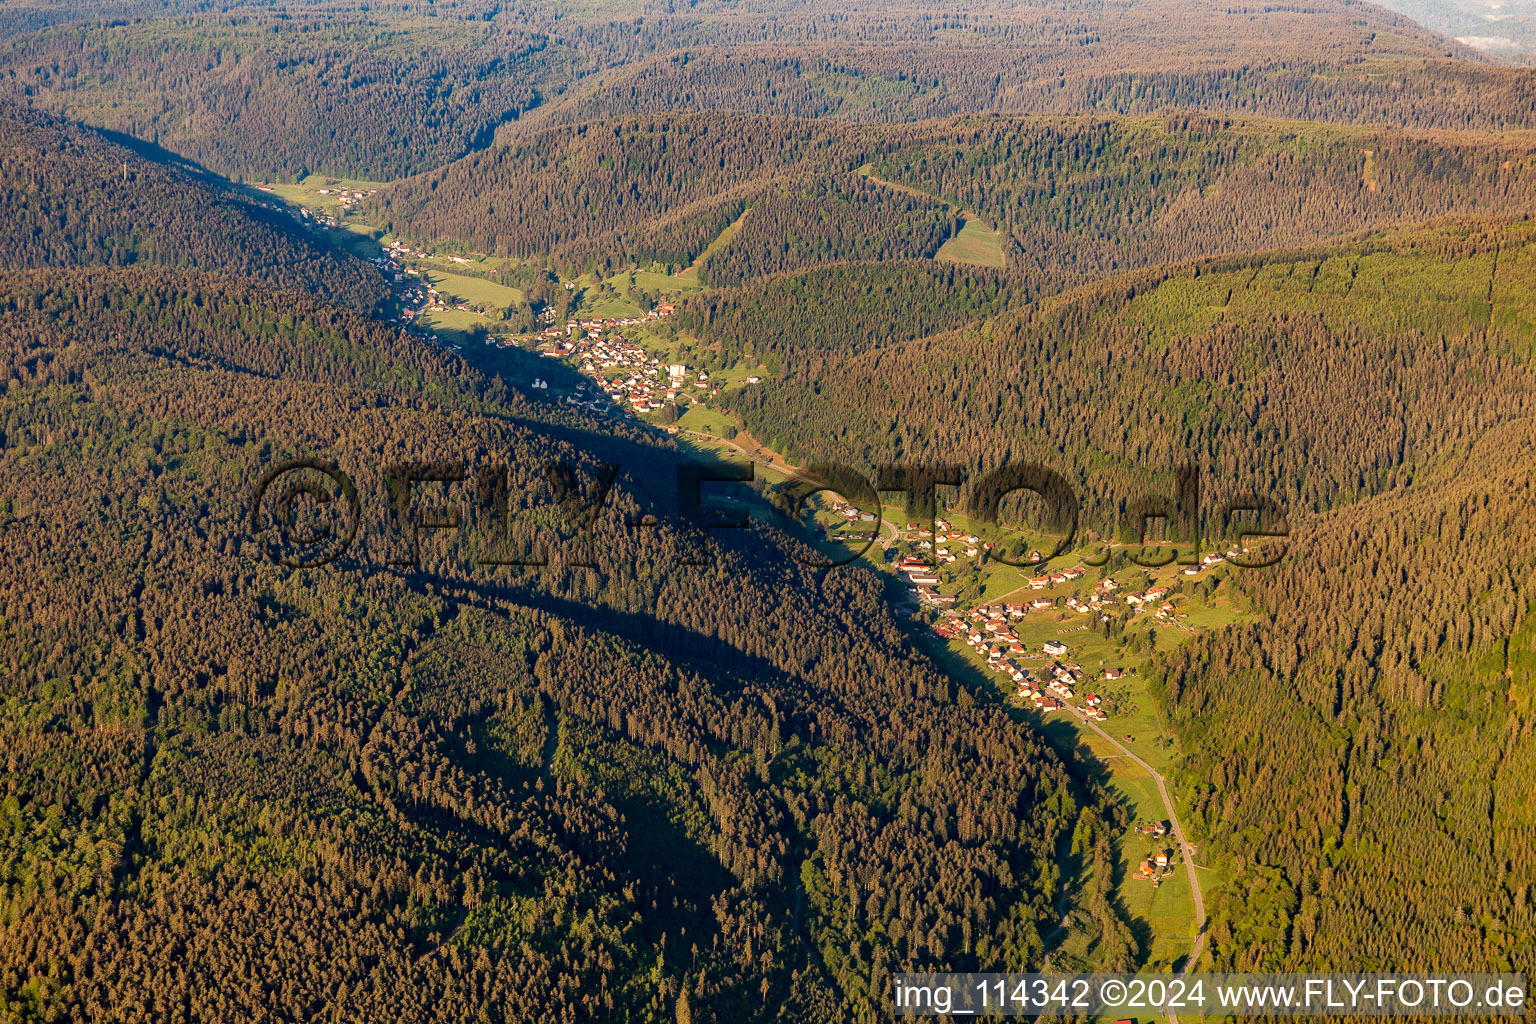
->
[0,12,558,180]
[4,0,1534,180]
[710,218,1536,973]
[365,116,911,275]
[1155,415,1536,973]
[372,112,1536,293]
[0,105,389,310]
[695,175,956,287]
[0,266,1126,1022]
[675,262,1030,372]
[872,115,1536,284]
[7,0,1536,1014]
[724,221,1536,527]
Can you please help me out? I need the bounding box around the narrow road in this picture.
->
[687,421,1202,1007]
[680,428,904,552]
[678,428,790,477]
[1069,708,1207,1020]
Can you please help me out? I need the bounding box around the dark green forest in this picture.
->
[873,115,1536,284]
[0,266,1125,1021]
[5,0,1534,180]
[1157,417,1536,974]
[3,1,1536,1020]
[724,221,1536,525]
[0,104,389,310]
[370,112,1536,295]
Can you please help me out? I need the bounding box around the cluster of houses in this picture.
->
[482,308,678,361]
[546,310,724,415]
[384,241,435,263]
[300,206,339,229]
[903,516,987,563]
[1180,550,1232,576]
[896,555,950,605]
[828,499,879,525]
[929,608,1113,719]
[314,185,377,212]
[251,190,344,233]
[397,276,472,320]
[252,194,766,424]
[382,244,477,267]
[1025,565,1089,589]
[1136,848,1175,884]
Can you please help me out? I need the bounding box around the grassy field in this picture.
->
[673,207,752,283]
[858,163,1007,268]
[583,296,647,318]
[674,404,738,438]
[937,216,1007,268]
[329,220,387,259]
[627,324,763,387]
[249,173,388,214]
[412,308,490,345]
[1099,766,1206,970]
[627,268,707,296]
[424,269,524,308]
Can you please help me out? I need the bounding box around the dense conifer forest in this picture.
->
[0,105,389,310]
[0,266,1113,1021]
[4,0,1534,180]
[4,0,1536,1020]
[372,112,1536,293]
[724,222,1536,525]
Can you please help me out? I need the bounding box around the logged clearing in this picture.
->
[937,216,1006,267]
[674,206,753,282]
[860,163,1006,268]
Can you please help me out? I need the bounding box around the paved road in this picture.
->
[1069,707,1207,1021]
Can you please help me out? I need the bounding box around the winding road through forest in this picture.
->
[1070,706,1207,1021]
[682,422,1206,1011]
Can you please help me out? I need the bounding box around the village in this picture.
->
[815,494,1230,949]
[526,304,772,421]
[375,237,754,419]
[253,183,380,231]
[243,170,1220,978]
[817,497,1245,722]
[540,307,697,414]
[924,540,1236,718]
[243,178,779,419]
